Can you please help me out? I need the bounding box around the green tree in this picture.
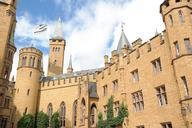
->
[36,111,49,128]
[17,114,34,128]
[98,112,104,128]
[107,96,114,120]
[50,112,60,128]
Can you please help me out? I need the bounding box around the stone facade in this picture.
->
[0,0,17,128]
[13,0,192,128]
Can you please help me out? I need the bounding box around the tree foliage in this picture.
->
[36,111,49,128]
[98,96,128,128]
[50,112,60,128]
[17,114,34,128]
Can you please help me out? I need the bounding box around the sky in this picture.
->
[11,0,165,78]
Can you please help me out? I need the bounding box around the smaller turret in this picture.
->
[67,55,73,74]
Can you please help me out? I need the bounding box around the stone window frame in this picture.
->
[156,85,168,106]
[131,69,139,83]
[103,85,108,96]
[114,101,120,117]
[151,58,162,74]
[132,90,144,112]
[112,79,118,92]
[60,102,66,127]
[161,122,173,128]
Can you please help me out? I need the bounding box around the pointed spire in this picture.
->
[67,55,73,74]
[53,17,63,39]
[117,23,131,53]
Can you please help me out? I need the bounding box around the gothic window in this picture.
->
[73,101,77,127]
[30,57,35,67]
[4,98,10,108]
[37,59,41,68]
[0,117,8,128]
[0,93,4,106]
[4,66,9,79]
[178,10,185,23]
[132,90,144,112]
[22,56,27,66]
[174,41,180,57]
[47,103,53,126]
[112,80,118,92]
[151,58,162,74]
[103,85,108,96]
[156,85,168,106]
[131,69,139,83]
[114,101,119,117]
[184,38,192,54]
[169,15,173,26]
[181,76,189,96]
[80,98,86,124]
[90,104,97,126]
[60,102,66,127]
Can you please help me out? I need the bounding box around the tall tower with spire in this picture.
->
[47,18,66,76]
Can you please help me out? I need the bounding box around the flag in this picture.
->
[34,24,47,33]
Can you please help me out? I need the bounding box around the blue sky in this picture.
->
[12,0,165,77]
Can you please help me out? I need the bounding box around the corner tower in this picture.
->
[161,0,192,126]
[47,18,65,76]
[14,47,43,124]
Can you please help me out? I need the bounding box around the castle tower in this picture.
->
[161,0,192,126]
[0,0,17,127]
[14,47,42,124]
[47,18,66,76]
[67,55,73,74]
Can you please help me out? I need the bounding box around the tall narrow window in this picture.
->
[0,118,8,128]
[29,71,32,77]
[60,102,66,127]
[27,89,30,96]
[103,105,107,120]
[132,91,144,112]
[90,104,97,126]
[24,107,28,114]
[80,99,86,124]
[152,58,162,74]
[178,10,185,23]
[184,38,192,54]
[47,103,53,127]
[174,41,180,57]
[73,101,77,127]
[169,15,173,26]
[112,80,118,92]
[103,85,108,96]
[0,93,4,106]
[114,101,119,117]
[181,76,189,96]
[131,69,139,83]
[156,85,168,106]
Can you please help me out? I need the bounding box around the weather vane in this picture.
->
[121,22,125,31]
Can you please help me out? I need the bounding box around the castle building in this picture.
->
[13,0,192,128]
[0,0,17,128]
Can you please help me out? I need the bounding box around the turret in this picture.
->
[14,47,43,124]
[47,18,66,76]
[160,0,192,126]
[67,55,73,74]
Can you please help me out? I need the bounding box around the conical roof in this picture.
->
[53,17,63,39]
[117,30,131,53]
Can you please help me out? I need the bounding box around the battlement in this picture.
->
[19,47,42,56]
[160,0,192,16]
[102,31,166,77]
[40,68,103,90]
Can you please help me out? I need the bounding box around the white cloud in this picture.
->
[11,0,165,78]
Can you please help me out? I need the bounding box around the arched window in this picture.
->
[22,56,27,66]
[60,102,66,127]
[169,14,173,26]
[179,10,185,23]
[47,103,53,126]
[80,98,86,124]
[4,66,9,79]
[73,101,77,127]
[24,107,28,114]
[90,104,97,126]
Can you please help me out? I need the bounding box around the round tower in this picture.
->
[161,0,192,126]
[14,47,43,120]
